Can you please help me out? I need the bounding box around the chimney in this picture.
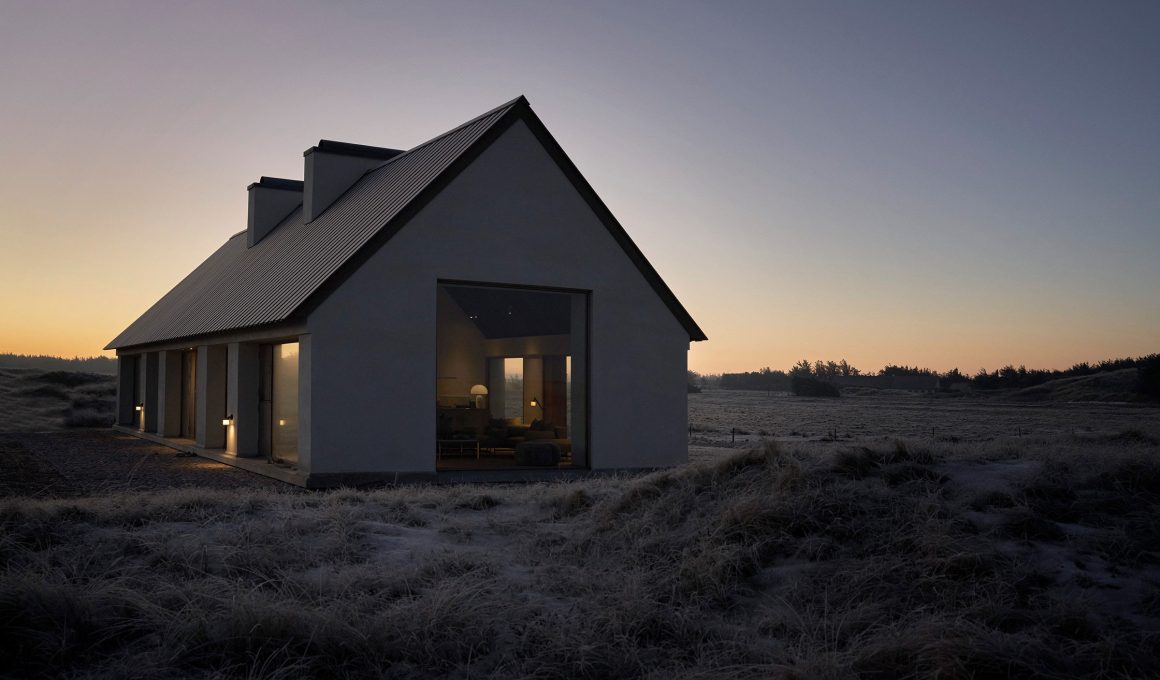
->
[247,177,303,247]
[303,140,403,222]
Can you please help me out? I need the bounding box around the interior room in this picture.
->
[435,282,587,470]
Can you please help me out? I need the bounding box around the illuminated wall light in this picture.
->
[222,414,234,427]
[529,396,540,408]
[278,419,286,427]
[134,403,143,412]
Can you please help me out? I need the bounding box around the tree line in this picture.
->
[690,353,1160,394]
[0,353,117,374]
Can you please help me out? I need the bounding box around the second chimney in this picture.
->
[247,177,303,247]
[304,140,403,223]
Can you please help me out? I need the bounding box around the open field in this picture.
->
[2,384,1159,677]
[688,389,1158,447]
[0,368,115,432]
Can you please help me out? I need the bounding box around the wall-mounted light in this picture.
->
[278,419,286,427]
[529,396,540,408]
[134,403,143,412]
[222,414,234,427]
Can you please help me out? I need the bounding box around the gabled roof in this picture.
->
[107,96,706,350]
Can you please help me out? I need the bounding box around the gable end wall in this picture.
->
[306,119,689,474]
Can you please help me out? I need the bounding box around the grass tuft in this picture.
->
[1,433,1159,677]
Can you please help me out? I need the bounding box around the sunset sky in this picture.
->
[1,1,1156,375]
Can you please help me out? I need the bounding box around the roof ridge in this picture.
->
[371,95,527,172]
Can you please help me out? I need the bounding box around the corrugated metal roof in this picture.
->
[107,97,522,349]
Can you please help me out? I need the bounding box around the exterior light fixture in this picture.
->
[134,403,143,412]
[278,419,286,427]
[222,414,233,427]
[529,396,540,408]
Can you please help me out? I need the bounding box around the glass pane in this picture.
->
[436,282,587,469]
[504,357,523,422]
[272,342,299,464]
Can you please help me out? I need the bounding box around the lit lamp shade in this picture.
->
[222,414,233,427]
[470,384,489,409]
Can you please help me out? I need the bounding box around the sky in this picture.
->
[0,0,1157,374]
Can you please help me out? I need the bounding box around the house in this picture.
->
[106,96,707,487]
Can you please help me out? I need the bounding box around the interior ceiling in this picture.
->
[444,285,571,339]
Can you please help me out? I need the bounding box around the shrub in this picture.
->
[790,375,840,398]
[1138,356,1160,400]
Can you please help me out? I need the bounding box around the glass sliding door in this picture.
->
[260,341,299,465]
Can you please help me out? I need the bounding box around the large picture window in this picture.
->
[435,282,587,470]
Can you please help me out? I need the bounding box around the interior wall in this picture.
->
[542,355,567,426]
[521,356,543,424]
[435,286,487,403]
[487,356,506,419]
[481,334,570,358]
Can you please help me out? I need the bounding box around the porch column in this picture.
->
[195,344,227,449]
[156,350,182,436]
[141,352,159,432]
[227,342,260,457]
[116,355,135,426]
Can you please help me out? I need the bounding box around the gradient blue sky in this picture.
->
[1,1,1156,373]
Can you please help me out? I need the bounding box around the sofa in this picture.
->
[482,419,571,456]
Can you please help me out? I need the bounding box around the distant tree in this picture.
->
[721,367,789,392]
[879,364,935,377]
[0,353,116,374]
[790,374,840,398]
[941,367,966,383]
[967,353,1159,391]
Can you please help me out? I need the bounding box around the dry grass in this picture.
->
[0,368,115,432]
[2,432,1159,678]
[688,388,1159,447]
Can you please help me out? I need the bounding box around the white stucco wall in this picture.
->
[306,119,690,475]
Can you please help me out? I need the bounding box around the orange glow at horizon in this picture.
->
[1,3,1156,377]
